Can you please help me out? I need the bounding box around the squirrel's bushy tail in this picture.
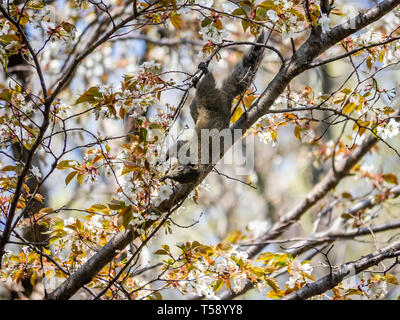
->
[222,30,266,101]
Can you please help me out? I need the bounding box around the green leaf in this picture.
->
[225,230,242,243]
[216,242,232,251]
[139,127,148,143]
[154,249,169,255]
[341,88,352,95]
[258,1,275,10]
[52,217,64,230]
[383,106,395,114]
[241,19,250,32]
[213,278,224,292]
[366,56,373,69]
[121,206,133,229]
[108,200,127,210]
[231,8,245,16]
[266,289,285,299]
[150,291,163,300]
[0,89,12,101]
[76,87,103,104]
[201,17,212,27]
[57,160,78,170]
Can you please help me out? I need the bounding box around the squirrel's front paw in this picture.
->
[198,62,209,74]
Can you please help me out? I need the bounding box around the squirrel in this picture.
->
[161,31,267,184]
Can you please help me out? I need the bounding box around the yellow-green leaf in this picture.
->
[213,278,224,292]
[383,174,398,185]
[26,0,45,10]
[230,106,244,124]
[65,171,77,185]
[257,252,274,262]
[384,274,399,285]
[75,219,83,232]
[89,203,110,215]
[76,173,84,185]
[76,87,102,104]
[294,125,301,140]
[265,276,280,292]
[342,102,356,114]
[366,56,373,69]
[170,14,182,29]
[201,17,212,27]
[57,160,77,170]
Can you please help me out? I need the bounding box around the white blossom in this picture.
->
[377,118,400,140]
[258,131,274,145]
[5,41,18,51]
[247,220,270,238]
[198,0,213,7]
[222,2,237,14]
[141,60,161,69]
[31,165,42,179]
[0,22,10,36]
[360,162,374,173]
[369,280,387,299]
[199,25,228,44]
[232,273,247,293]
[287,258,313,288]
[320,14,331,33]
[159,185,173,201]
[153,185,174,206]
[267,10,279,23]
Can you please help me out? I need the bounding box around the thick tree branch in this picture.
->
[283,240,400,300]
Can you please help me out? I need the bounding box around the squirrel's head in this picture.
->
[160,163,201,184]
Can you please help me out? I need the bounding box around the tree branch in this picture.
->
[283,240,400,300]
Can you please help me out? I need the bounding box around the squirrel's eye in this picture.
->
[178,166,184,172]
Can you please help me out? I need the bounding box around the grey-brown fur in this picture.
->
[162,31,267,183]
